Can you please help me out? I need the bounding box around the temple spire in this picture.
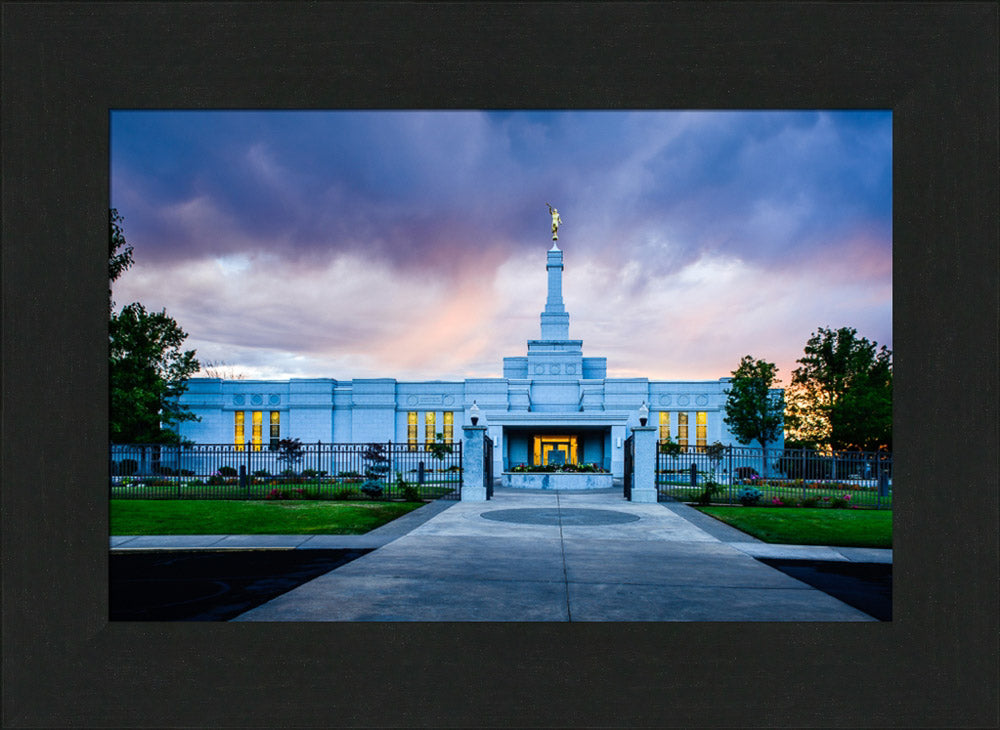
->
[540,243,570,339]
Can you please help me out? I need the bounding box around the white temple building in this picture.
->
[177,241,780,479]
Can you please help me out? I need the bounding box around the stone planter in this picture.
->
[502,471,613,490]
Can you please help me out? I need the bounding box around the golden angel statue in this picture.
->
[546,203,562,240]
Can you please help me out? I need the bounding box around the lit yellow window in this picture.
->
[696,411,707,450]
[407,411,418,451]
[252,411,263,451]
[677,412,689,449]
[235,411,245,451]
[659,411,671,443]
[443,412,454,444]
[424,411,436,449]
[270,411,280,447]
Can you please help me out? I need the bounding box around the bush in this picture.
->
[300,468,319,479]
[800,495,821,508]
[394,473,421,502]
[694,479,723,506]
[116,458,139,476]
[361,481,384,499]
[737,486,762,506]
[217,465,238,477]
[659,439,682,456]
[252,469,271,477]
[332,488,361,500]
[830,494,852,509]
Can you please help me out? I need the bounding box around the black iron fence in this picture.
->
[656,445,893,509]
[623,433,634,500]
[484,434,494,500]
[110,442,463,501]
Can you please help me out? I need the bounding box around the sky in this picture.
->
[110,110,892,385]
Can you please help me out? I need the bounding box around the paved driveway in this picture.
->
[232,489,878,621]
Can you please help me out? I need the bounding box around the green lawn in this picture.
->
[110,499,426,535]
[695,506,892,548]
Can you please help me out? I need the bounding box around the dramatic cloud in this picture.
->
[111,110,892,384]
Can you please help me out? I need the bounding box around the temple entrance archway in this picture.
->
[533,434,578,466]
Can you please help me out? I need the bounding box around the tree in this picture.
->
[109,210,199,444]
[275,438,304,480]
[723,356,785,452]
[110,303,200,443]
[109,208,133,302]
[787,326,892,451]
[198,360,249,380]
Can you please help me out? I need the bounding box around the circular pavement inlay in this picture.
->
[480,508,640,526]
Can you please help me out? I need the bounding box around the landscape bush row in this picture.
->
[676,480,886,509]
[508,463,608,473]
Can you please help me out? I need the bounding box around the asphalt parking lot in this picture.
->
[110,549,371,621]
[757,558,892,621]
[110,548,890,621]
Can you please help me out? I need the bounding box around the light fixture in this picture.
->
[470,400,480,426]
[639,401,649,427]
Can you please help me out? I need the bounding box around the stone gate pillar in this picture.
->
[629,425,658,503]
[461,425,487,502]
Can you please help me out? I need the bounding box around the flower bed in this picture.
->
[509,463,607,473]
[503,471,613,490]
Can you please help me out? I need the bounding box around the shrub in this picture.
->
[300,468,319,479]
[509,463,608,474]
[264,487,316,500]
[737,486,762,506]
[332,488,361,501]
[800,495,820,508]
[659,439,682,456]
[252,469,271,477]
[117,458,139,476]
[361,481,384,499]
[217,465,238,477]
[339,470,362,478]
[694,479,723,506]
[141,477,173,487]
[830,494,852,509]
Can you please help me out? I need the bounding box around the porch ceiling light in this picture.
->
[639,401,649,427]
[470,400,481,426]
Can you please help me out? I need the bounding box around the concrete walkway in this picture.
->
[113,488,889,621]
